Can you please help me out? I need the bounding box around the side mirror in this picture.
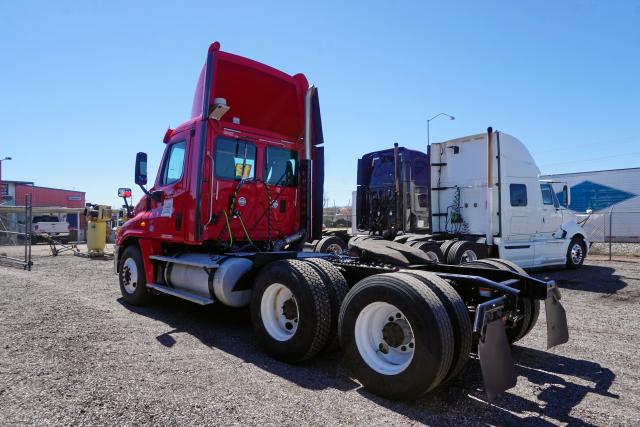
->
[135,152,148,186]
[562,184,570,207]
[586,208,593,214]
[118,187,132,198]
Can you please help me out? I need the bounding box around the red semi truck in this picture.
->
[115,42,569,400]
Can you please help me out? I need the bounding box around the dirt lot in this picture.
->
[1,245,639,426]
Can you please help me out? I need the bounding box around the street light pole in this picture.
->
[427,113,455,146]
[0,157,12,202]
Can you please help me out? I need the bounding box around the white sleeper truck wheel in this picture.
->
[338,273,454,400]
[566,237,586,269]
[447,241,484,265]
[118,245,152,306]
[251,259,332,362]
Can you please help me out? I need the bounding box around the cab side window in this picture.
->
[160,141,186,186]
[540,183,554,205]
[510,183,528,207]
[214,137,257,180]
[264,146,298,186]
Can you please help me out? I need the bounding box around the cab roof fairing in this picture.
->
[190,42,310,142]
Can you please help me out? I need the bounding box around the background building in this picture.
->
[0,180,86,240]
[542,167,640,242]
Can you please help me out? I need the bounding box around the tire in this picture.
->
[315,235,347,254]
[566,237,586,269]
[396,271,471,383]
[408,241,444,263]
[463,259,539,343]
[250,259,332,362]
[118,245,153,306]
[305,258,350,350]
[338,273,454,400]
[486,258,541,339]
[446,241,484,265]
[440,240,456,260]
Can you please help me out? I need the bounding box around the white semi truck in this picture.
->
[344,128,589,269]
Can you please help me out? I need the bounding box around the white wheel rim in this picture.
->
[122,257,138,294]
[355,302,415,375]
[260,283,299,341]
[461,249,477,263]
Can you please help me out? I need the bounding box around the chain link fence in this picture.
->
[0,194,33,270]
[577,209,640,260]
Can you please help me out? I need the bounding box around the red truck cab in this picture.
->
[116,42,324,281]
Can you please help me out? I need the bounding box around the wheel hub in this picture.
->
[121,258,138,294]
[382,318,413,347]
[571,243,583,264]
[282,298,298,321]
[354,302,416,375]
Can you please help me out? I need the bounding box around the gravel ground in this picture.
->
[589,242,640,258]
[1,245,639,426]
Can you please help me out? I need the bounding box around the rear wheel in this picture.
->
[118,245,152,306]
[315,235,347,254]
[397,271,471,382]
[339,273,454,399]
[305,258,349,349]
[447,241,486,265]
[251,259,331,362]
[440,240,456,261]
[408,241,444,263]
[566,237,586,269]
[463,259,539,343]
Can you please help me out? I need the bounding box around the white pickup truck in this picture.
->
[32,215,70,242]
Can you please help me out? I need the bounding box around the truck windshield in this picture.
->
[369,156,395,186]
[264,146,298,186]
[214,137,257,180]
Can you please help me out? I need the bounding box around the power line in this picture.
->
[540,152,640,168]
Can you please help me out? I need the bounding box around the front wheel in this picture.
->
[566,237,586,269]
[118,245,152,306]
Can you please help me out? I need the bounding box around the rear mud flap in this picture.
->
[545,286,569,349]
[478,318,517,401]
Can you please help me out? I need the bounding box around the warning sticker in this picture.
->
[161,198,173,217]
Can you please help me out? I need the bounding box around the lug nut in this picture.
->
[408,342,414,348]
[401,346,407,351]
[396,313,402,318]
[388,316,394,322]
[285,322,293,330]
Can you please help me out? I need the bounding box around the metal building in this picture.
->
[541,167,640,242]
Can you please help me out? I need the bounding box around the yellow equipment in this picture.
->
[85,204,112,257]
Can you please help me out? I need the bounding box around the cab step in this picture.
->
[147,283,214,305]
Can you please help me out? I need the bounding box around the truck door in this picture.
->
[148,130,190,242]
[262,145,301,238]
[499,182,535,267]
[534,182,566,265]
[539,183,563,236]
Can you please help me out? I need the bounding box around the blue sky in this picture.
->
[1,0,639,207]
